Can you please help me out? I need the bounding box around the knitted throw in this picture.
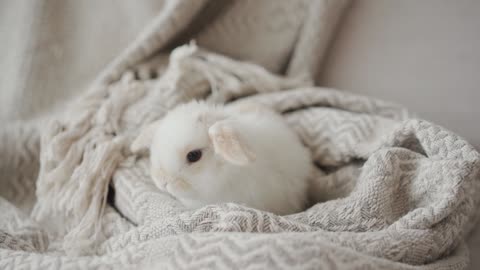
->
[1,1,480,269]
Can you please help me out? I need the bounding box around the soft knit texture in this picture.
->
[1,1,480,269]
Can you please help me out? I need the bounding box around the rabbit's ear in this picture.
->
[208,121,256,166]
[131,120,160,153]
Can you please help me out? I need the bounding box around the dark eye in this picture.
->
[186,149,202,163]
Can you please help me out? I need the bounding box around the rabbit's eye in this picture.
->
[186,149,202,163]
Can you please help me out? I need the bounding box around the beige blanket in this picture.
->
[1,1,479,269]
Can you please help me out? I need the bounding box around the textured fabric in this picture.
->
[0,0,167,122]
[1,43,480,269]
[2,0,480,269]
[0,0,347,122]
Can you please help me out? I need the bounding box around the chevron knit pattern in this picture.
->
[1,1,479,269]
[0,43,479,270]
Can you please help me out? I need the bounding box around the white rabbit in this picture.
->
[131,100,312,215]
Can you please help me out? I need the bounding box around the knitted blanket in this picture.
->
[1,1,480,269]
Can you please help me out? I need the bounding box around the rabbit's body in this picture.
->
[132,101,311,215]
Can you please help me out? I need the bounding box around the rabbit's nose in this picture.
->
[151,168,171,189]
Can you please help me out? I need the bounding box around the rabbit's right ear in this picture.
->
[208,120,256,166]
[131,121,160,153]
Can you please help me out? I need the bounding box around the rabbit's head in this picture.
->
[131,101,255,201]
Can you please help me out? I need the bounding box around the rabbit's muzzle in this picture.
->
[151,167,190,191]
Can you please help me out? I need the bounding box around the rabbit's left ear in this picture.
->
[208,120,256,166]
[131,120,160,153]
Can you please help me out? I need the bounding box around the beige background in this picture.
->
[321,0,480,149]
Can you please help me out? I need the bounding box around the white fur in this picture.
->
[132,100,312,215]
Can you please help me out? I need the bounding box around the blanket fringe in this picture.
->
[156,41,312,107]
